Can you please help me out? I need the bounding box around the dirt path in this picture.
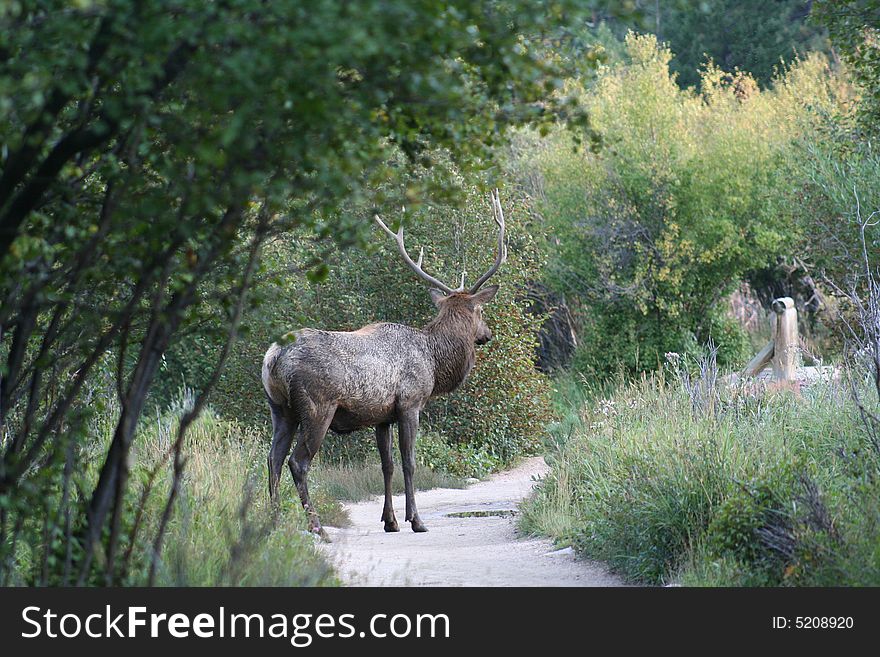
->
[321,456,622,587]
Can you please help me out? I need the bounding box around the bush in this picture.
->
[516,33,849,379]
[0,389,337,587]
[424,299,554,467]
[704,468,798,576]
[520,367,880,586]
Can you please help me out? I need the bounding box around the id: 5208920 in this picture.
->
[772,617,854,629]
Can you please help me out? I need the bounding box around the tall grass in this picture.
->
[313,461,465,505]
[133,407,337,586]
[521,367,880,586]
[137,407,466,584]
[1,386,341,587]
[136,396,475,584]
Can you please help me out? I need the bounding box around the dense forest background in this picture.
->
[2,0,880,586]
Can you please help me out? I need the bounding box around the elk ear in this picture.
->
[471,285,499,306]
[429,288,447,307]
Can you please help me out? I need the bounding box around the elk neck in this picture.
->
[422,305,477,396]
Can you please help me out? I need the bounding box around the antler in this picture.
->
[374,189,506,296]
[373,214,458,294]
[468,188,507,293]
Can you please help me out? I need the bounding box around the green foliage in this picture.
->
[705,469,796,569]
[704,309,753,366]
[659,0,828,89]
[518,34,847,378]
[425,298,553,466]
[778,128,880,293]
[1,389,337,586]
[521,370,880,586]
[591,0,828,88]
[415,430,498,478]
[813,0,880,136]
[1,0,592,586]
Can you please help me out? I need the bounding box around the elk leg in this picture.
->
[398,411,427,532]
[375,423,399,532]
[288,406,334,540]
[267,399,295,504]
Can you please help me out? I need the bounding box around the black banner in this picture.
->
[0,586,875,652]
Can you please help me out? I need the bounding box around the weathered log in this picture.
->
[744,340,774,377]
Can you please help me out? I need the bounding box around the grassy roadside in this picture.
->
[519,369,880,586]
[130,408,336,586]
[139,409,467,585]
[1,394,468,587]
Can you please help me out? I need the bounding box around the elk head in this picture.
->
[373,189,507,346]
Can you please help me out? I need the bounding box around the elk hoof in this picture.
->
[410,518,428,533]
[384,519,400,532]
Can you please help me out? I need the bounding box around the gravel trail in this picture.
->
[321,456,622,587]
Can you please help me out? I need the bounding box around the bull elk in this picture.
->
[261,190,507,538]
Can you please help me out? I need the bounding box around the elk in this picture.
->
[262,190,507,538]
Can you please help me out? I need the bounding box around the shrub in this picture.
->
[516,33,849,379]
[424,299,554,466]
[704,468,798,574]
[0,389,337,587]
[520,367,880,586]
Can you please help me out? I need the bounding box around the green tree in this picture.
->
[588,0,828,88]
[813,0,880,135]
[660,0,827,88]
[519,34,846,376]
[0,0,589,585]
